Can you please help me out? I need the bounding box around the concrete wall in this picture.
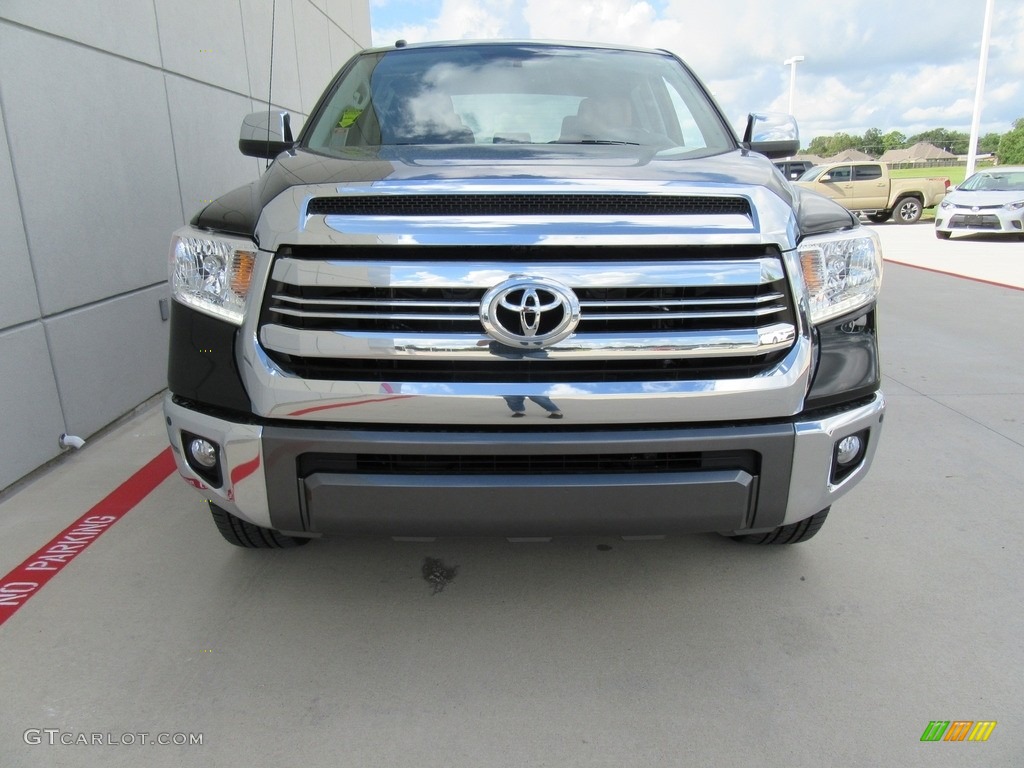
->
[0,1,371,491]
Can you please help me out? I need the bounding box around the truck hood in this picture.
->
[193,144,854,241]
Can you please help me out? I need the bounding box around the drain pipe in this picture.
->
[59,433,86,450]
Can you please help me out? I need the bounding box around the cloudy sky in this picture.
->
[368,0,1024,142]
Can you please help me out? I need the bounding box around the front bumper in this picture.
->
[165,391,884,537]
[935,207,1024,236]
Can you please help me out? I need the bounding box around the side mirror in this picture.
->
[239,110,294,158]
[742,112,799,159]
[820,174,832,182]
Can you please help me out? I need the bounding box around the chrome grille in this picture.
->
[258,245,797,383]
[266,285,787,333]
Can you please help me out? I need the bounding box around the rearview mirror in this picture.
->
[239,110,295,158]
[742,112,799,159]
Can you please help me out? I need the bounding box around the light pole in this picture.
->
[784,55,805,116]
[966,0,995,177]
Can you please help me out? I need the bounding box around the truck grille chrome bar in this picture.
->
[266,292,788,323]
[257,247,797,383]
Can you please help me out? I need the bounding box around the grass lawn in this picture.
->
[887,164,988,219]
[889,165,968,187]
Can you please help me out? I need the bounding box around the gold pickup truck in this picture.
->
[793,161,949,224]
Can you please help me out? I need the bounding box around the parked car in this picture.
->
[934,166,1024,240]
[773,160,814,179]
[793,161,948,224]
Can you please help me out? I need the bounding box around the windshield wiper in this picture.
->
[556,139,641,146]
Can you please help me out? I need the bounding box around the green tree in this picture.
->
[861,127,884,156]
[881,130,906,153]
[978,132,1002,154]
[906,128,969,154]
[996,118,1024,164]
[805,132,860,157]
[804,135,830,155]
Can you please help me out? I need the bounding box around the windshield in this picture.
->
[303,44,733,154]
[798,166,823,181]
[959,170,1024,192]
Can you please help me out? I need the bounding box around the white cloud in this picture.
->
[373,23,431,46]
[432,0,515,39]
[903,99,975,124]
[373,0,519,44]
[523,0,683,50]
[369,0,1024,140]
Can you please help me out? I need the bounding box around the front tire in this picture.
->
[209,502,311,548]
[726,507,830,545]
[894,197,923,224]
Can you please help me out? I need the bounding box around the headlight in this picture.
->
[797,228,882,325]
[169,231,256,325]
[1002,200,1024,211]
[939,200,953,209]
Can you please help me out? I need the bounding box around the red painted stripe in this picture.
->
[229,453,261,486]
[885,259,1024,292]
[287,394,413,417]
[0,447,175,628]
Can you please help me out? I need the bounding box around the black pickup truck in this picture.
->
[165,40,884,547]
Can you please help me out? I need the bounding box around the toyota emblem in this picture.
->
[480,276,580,348]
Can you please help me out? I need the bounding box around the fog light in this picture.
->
[181,431,223,487]
[836,435,862,465]
[831,429,868,485]
[189,438,218,468]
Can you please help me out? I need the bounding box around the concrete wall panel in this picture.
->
[165,76,263,220]
[44,286,171,440]
[0,0,161,66]
[293,0,336,114]
[0,3,370,491]
[329,20,361,74]
[240,0,304,113]
[0,25,182,315]
[0,98,40,330]
[0,324,66,490]
[153,0,251,94]
[349,0,372,47]
[326,0,356,39]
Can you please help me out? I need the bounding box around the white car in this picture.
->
[935,166,1024,240]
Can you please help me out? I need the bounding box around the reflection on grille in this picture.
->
[306,194,751,217]
[258,245,797,383]
[266,284,788,333]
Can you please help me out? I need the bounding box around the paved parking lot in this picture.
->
[1,222,1021,767]
[875,218,1024,289]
